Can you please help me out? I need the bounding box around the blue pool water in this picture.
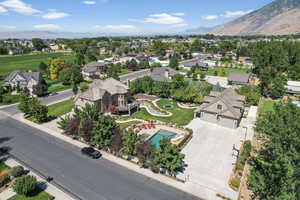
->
[150,129,176,149]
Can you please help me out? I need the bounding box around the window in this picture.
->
[217,104,222,110]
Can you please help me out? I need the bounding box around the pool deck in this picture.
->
[136,124,187,145]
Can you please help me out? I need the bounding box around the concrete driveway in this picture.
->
[179,119,245,200]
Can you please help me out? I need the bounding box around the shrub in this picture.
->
[13,175,37,196]
[10,166,24,178]
[0,172,10,187]
[230,177,240,189]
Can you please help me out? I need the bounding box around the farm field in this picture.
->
[0,53,76,78]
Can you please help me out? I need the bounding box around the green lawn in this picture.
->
[47,81,90,93]
[259,99,277,116]
[204,67,251,77]
[8,191,54,200]
[118,120,141,129]
[131,99,195,126]
[47,99,74,118]
[0,53,75,78]
[0,94,21,106]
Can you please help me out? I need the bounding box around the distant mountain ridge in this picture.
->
[211,0,300,35]
[185,26,216,34]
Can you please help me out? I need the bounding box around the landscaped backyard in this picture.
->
[47,99,74,118]
[129,99,195,126]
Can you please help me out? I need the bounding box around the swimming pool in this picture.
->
[150,129,176,149]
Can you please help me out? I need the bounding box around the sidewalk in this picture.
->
[4,112,211,199]
[2,158,75,200]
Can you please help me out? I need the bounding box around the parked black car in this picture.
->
[81,147,102,159]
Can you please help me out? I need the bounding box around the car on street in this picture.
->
[49,92,58,96]
[81,147,102,159]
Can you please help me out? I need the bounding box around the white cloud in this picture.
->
[83,1,96,5]
[0,0,41,15]
[33,24,62,31]
[94,25,137,33]
[221,10,252,18]
[0,6,7,13]
[134,13,184,25]
[202,15,218,20]
[42,10,70,19]
[0,25,16,30]
[202,10,253,20]
[173,12,185,16]
[171,23,188,28]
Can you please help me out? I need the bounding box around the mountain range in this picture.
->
[210,0,300,35]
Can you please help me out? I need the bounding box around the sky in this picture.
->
[0,0,274,34]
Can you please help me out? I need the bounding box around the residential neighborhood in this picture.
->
[0,0,300,200]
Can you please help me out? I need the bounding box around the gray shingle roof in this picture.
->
[4,70,41,83]
[82,61,106,73]
[197,88,245,119]
[180,57,207,68]
[77,78,128,101]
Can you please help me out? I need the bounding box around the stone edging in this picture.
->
[177,102,199,109]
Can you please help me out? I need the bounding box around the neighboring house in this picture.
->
[3,70,45,95]
[75,78,139,115]
[195,88,245,129]
[179,57,208,70]
[286,80,300,94]
[8,49,23,55]
[82,61,107,80]
[119,67,179,83]
[228,72,251,86]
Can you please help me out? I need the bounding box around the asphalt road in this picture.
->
[0,114,199,200]
[0,90,73,116]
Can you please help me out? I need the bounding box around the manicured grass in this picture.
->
[118,120,141,129]
[0,53,76,78]
[47,81,90,93]
[47,82,72,93]
[0,94,21,106]
[8,191,54,200]
[259,99,277,116]
[131,99,195,126]
[47,99,74,118]
[203,67,251,77]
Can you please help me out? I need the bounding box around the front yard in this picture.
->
[47,99,74,118]
[8,190,54,200]
[0,94,21,106]
[130,99,195,126]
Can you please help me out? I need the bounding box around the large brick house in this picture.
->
[75,78,139,115]
[3,70,46,95]
[195,88,245,129]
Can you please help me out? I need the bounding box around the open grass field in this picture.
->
[130,99,195,126]
[0,53,76,78]
[47,99,74,118]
